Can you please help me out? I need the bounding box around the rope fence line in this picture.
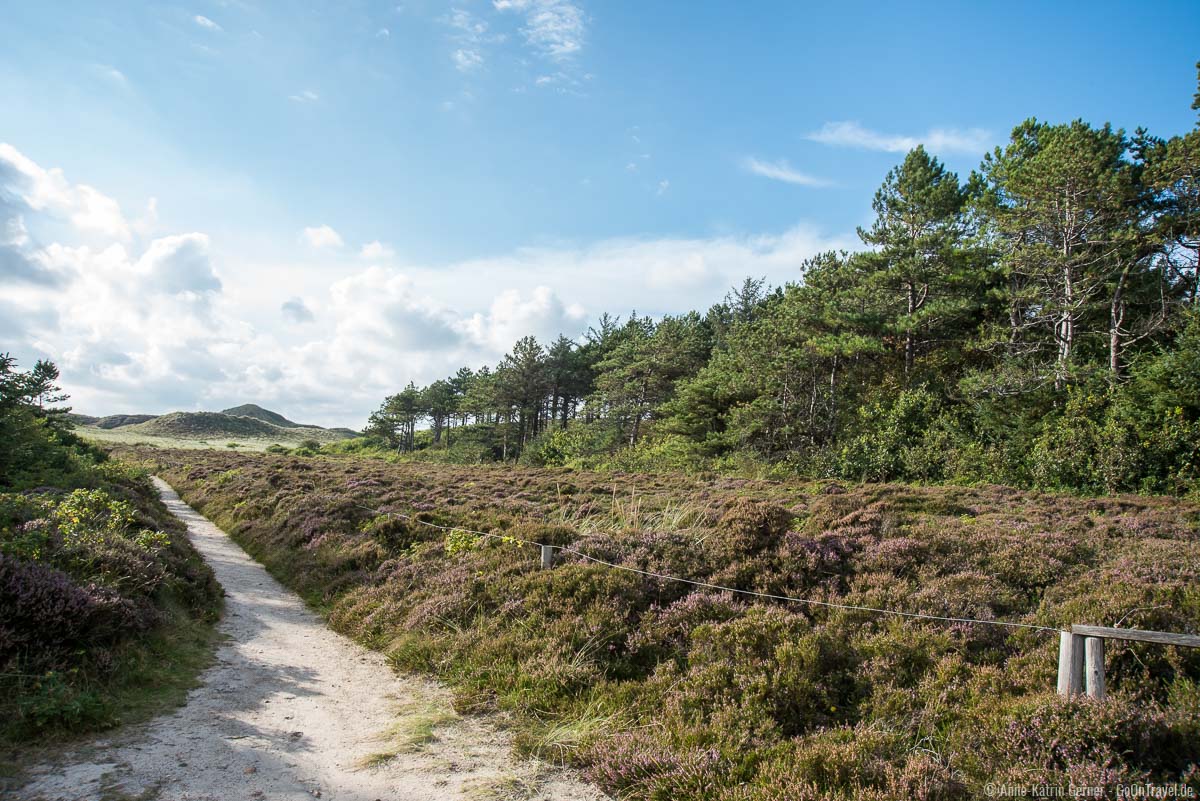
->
[154,463,1196,699]
[354,502,1060,635]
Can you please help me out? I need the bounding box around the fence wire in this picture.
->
[355,502,1060,635]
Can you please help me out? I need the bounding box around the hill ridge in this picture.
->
[219,403,310,429]
[126,411,355,443]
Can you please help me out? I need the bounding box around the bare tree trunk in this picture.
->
[629,380,648,445]
[827,355,839,441]
[905,282,916,377]
[1056,262,1075,392]
[1109,265,1130,380]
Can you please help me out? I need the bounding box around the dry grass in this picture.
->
[357,696,459,767]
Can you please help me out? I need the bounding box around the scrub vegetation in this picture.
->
[133,447,1200,800]
[5,68,1200,801]
[0,356,221,744]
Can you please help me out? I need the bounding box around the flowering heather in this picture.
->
[0,471,220,739]
[134,447,1200,800]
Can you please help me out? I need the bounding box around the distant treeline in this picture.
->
[365,74,1200,495]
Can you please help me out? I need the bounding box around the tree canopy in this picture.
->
[365,75,1200,494]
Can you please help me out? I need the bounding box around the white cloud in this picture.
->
[494,0,585,62]
[135,233,222,295]
[444,8,490,72]
[806,121,992,155]
[1,144,858,428]
[281,297,315,323]
[133,197,159,238]
[302,224,343,249]
[94,65,128,86]
[376,27,390,38]
[447,7,488,39]
[360,240,395,260]
[193,14,223,32]
[460,285,585,352]
[0,142,132,241]
[289,89,320,103]
[657,179,670,195]
[741,156,831,187]
[452,48,483,71]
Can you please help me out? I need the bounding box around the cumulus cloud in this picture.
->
[302,224,343,248]
[1,169,54,286]
[0,143,131,241]
[1,144,857,428]
[423,223,855,316]
[135,233,222,295]
[281,297,315,323]
[806,121,992,155]
[741,156,831,187]
[330,267,465,351]
[360,240,395,260]
[460,286,585,352]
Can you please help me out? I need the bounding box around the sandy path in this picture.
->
[14,478,607,801]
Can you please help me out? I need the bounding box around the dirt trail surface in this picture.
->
[14,478,608,801]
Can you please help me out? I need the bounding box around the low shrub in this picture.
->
[134,447,1200,799]
[0,470,220,741]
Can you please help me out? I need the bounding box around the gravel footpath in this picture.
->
[12,477,607,801]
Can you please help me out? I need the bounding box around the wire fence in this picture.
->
[355,502,1061,635]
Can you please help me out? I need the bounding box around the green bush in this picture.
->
[0,358,221,742]
[837,387,941,483]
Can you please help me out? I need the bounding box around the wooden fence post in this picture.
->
[1057,631,1084,696]
[541,544,555,569]
[1084,637,1106,699]
[1062,624,1200,698]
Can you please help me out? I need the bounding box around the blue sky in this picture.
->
[2,0,1199,425]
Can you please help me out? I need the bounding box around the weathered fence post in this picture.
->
[1057,631,1084,696]
[1062,624,1200,698]
[541,544,555,569]
[1084,636,1106,699]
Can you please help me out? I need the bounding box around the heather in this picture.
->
[0,357,221,741]
[139,447,1200,799]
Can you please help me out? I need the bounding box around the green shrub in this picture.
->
[293,439,323,456]
[837,387,942,483]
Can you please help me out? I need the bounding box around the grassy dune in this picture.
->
[77,425,284,452]
[77,410,356,452]
[133,447,1200,800]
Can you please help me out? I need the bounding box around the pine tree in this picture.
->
[857,146,969,378]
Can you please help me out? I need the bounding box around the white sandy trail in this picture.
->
[15,477,607,801]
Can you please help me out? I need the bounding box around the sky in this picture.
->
[2,0,1199,427]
